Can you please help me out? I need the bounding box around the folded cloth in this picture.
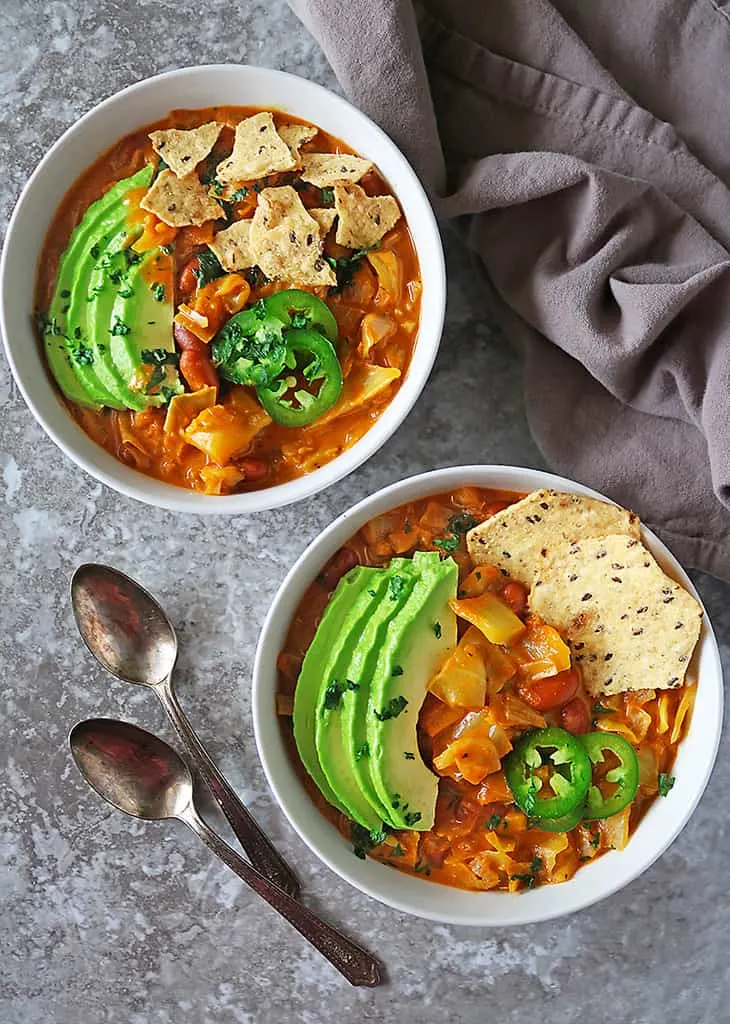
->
[289,0,730,580]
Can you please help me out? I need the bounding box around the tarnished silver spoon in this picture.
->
[69,718,381,987]
[70,562,299,898]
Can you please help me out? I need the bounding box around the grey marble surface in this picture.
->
[1,2,728,1022]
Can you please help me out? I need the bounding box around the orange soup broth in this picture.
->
[36,106,422,494]
[277,487,696,892]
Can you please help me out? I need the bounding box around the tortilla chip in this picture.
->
[141,170,224,227]
[300,153,372,187]
[467,489,641,587]
[209,220,255,272]
[149,121,223,178]
[215,112,296,184]
[278,124,318,163]
[163,386,217,435]
[309,208,337,235]
[249,185,336,287]
[333,182,401,249]
[529,534,702,696]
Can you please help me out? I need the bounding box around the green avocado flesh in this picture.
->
[292,553,458,835]
[42,164,179,410]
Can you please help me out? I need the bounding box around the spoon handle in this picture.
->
[182,806,382,987]
[155,678,300,898]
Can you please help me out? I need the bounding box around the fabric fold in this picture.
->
[288,0,730,580]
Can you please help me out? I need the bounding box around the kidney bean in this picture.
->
[518,668,580,711]
[178,256,200,297]
[239,458,268,482]
[318,547,359,589]
[560,698,591,735]
[174,322,219,391]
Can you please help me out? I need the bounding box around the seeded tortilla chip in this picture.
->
[209,220,255,273]
[250,185,336,287]
[467,489,640,587]
[149,121,223,178]
[333,182,401,249]
[529,534,702,697]
[309,208,337,235]
[300,153,372,187]
[278,124,318,163]
[215,112,296,184]
[141,169,224,227]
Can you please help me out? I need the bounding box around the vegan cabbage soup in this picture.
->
[276,488,701,892]
[35,107,421,495]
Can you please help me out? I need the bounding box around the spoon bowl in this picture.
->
[69,717,382,986]
[71,563,177,687]
[70,718,193,821]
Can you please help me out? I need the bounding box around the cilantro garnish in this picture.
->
[151,282,166,302]
[448,512,478,534]
[141,348,179,367]
[388,843,405,858]
[322,678,359,712]
[658,773,676,797]
[403,752,416,760]
[374,696,408,722]
[389,575,405,602]
[433,534,460,553]
[354,742,369,761]
[404,811,422,828]
[351,823,387,859]
[432,621,442,639]
[192,251,225,288]
[320,186,334,205]
[392,665,403,677]
[486,814,503,830]
[109,316,130,336]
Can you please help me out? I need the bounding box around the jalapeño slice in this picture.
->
[264,289,338,343]
[578,732,639,820]
[256,328,343,427]
[532,802,585,833]
[211,303,288,387]
[505,726,591,820]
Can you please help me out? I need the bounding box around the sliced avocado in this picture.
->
[108,248,177,406]
[315,565,416,831]
[293,566,381,815]
[44,165,154,408]
[366,553,459,831]
[339,560,418,828]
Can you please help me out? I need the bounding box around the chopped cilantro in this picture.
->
[118,285,134,299]
[160,384,178,403]
[448,512,478,534]
[322,678,359,712]
[60,289,70,299]
[589,831,600,849]
[432,621,442,639]
[367,588,377,598]
[69,342,94,366]
[413,857,431,876]
[109,316,130,336]
[151,282,166,302]
[320,186,334,205]
[403,752,416,760]
[192,251,225,288]
[391,665,403,677]
[90,244,100,260]
[354,742,369,761]
[404,811,422,828]
[433,534,460,553]
[388,843,405,858]
[252,298,268,320]
[160,244,174,255]
[351,823,387,860]
[530,856,543,873]
[290,311,309,330]
[486,814,503,830]
[141,348,179,367]
[658,773,675,797]
[510,872,537,890]
[389,575,405,601]
[403,521,412,534]
[374,695,408,721]
[252,181,263,193]
[325,243,379,293]
[593,703,612,716]
[230,186,249,201]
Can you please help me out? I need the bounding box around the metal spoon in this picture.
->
[70,562,299,898]
[69,718,381,987]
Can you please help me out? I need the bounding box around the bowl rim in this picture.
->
[0,63,446,515]
[252,464,724,926]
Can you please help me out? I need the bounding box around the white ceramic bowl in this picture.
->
[0,65,445,513]
[253,465,723,926]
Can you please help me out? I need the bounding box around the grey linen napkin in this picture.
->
[289,0,730,581]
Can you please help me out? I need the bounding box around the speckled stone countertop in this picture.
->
[1,3,728,1022]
